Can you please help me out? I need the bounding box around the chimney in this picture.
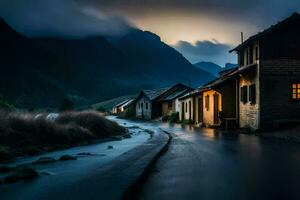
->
[241,32,244,43]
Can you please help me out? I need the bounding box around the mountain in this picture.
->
[108,30,215,87]
[225,63,237,70]
[0,19,215,109]
[193,61,222,77]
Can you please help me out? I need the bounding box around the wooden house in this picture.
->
[158,84,193,119]
[229,12,300,130]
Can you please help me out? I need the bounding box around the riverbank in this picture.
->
[0,119,167,200]
[0,111,126,162]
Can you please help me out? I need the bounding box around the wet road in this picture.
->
[141,124,300,200]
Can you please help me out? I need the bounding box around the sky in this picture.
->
[1,0,300,66]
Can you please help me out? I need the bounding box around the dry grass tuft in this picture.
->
[0,110,126,162]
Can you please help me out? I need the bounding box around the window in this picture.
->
[249,84,256,104]
[292,83,300,100]
[255,46,259,61]
[141,103,143,109]
[241,86,248,104]
[145,103,148,109]
[245,49,249,65]
[185,102,188,113]
[205,95,209,110]
[239,52,244,66]
[168,102,172,109]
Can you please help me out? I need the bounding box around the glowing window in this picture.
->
[292,84,300,99]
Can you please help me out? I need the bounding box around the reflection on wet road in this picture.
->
[142,123,300,200]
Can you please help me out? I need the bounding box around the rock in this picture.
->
[77,152,92,156]
[4,167,38,184]
[32,157,56,165]
[59,155,77,161]
[107,145,113,149]
[123,134,132,139]
[0,166,13,173]
[112,136,123,141]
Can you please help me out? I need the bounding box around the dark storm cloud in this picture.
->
[174,40,231,57]
[0,0,133,38]
[173,40,236,65]
[82,0,300,25]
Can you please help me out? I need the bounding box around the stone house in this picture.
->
[229,12,300,130]
[134,88,170,120]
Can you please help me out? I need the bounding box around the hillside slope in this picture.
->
[0,19,215,108]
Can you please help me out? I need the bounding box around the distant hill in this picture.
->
[225,63,237,70]
[194,61,237,77]
[0,18,215,109]
[193,61,221,77]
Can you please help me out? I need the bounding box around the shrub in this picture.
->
[56,111,126,137]
[168,112,179,123]
[0,110,126,161]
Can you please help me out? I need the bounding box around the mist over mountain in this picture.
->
[193,61,222,77]
[194,61,237,77]
[0,19,214,108]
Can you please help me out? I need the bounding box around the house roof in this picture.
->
[162,88,192,101]
[198,67,239,92]
[230,12,300,53]
[142,87,171,100]
[113,99,132,108]
[122,99,134,108]
[179,89,202,100]
[198,63,257,92]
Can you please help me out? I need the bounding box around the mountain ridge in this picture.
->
[0,18,215,108]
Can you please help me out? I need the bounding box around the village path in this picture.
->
[141,123,300,200]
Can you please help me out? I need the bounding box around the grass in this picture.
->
[0,110,126,162]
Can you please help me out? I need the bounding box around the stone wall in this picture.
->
[239,67,260,130]
[260,59,300,129]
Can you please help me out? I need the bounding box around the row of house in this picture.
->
[114,13,300,131]
[113,84,193,120]
[134,84,193,120]
[180,13,300,130]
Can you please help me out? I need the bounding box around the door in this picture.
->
[198,97,203,123]
[141,102,144,119]
[181,102,185,120]
[189,101,192,120]
[213,93,219,124]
